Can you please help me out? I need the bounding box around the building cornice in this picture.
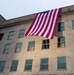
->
[0,5,74,29]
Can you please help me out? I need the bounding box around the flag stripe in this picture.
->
[48,9,59,38]
[46,9,57,38]
[25,14,38,36]
[34,13,48,35]
[39,10,52,36]
[30,13,44,35]
[29,14,41,36]
[43,9,56,38]
[25,8,61,39]
[51,8,61,39]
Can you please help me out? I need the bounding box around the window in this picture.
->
[24,59,33,71]
[7,31,14,40]
[15,43,22,53]
[3,44,10,54]
[40,58,48,70]
[10,60,18,72]
[0,33,4,41]
[18,29,25,38]
[58,22,65,32]
[28,41,35,51]
[0,61,6,72]
[42,39,49,49]
[58,37,65,48]
[57,56,66,69]
[72,20,74,29]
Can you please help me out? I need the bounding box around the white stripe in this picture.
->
[27,14,40,36]
[30,13,44,35]
[43,10,55,37]
[38,11,51,36]
[34,13,47,35]
[48,9,59,38]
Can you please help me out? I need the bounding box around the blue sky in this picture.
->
[0,0,74,20]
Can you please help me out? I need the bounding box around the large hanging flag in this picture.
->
[25,8,61,39]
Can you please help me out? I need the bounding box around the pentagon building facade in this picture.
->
[0,5,74,75]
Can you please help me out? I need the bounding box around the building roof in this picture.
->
[0,5,74,29]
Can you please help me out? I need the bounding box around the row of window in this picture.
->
[0,21,74,41]
[7,29,25,40]
[3,37,65,54]
[0,29,25,41]
[58,21,74,31]
[0,56,66,72]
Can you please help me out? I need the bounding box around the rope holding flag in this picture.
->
[25,8,61,39]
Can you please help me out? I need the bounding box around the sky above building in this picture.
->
[0,0,74,20]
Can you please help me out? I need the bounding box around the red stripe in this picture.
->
[31,13,45,35]
[41,10,53,36]
[46,9,57,38]
[30,14,42,35]
[51,8,61,39]
[36,12,48,36]
[25,14,38,36]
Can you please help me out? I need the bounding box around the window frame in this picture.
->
[58,37,65,48]
[10,60,18,72]
[18,29,25,38]
[0,61,6,72]
[0,33,4,41]
[3,44,10,54]
[40,58,48,70]
[72,20,74,29]
[58,22,65,32]
[15,42,22,53]
[7,31,14,40]
[42,39,49,49]
[24,59,33,71]
[57,56,66,70]
[28,41,35,51]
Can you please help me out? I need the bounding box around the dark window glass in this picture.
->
[72,20,74,29]
[8,31,14,40]
[3,44,10,54]
[15,43,22,53]
[25,60,33,71]
[0,33,4,41]
[40,58,48,70]
[18,29,25,38]
[10,60,18,72]
[58,37,65,48]
[0,61,6,72]
[58,22,65,32]
[28,41,35,51]
[57,57,66,69]
[42,39,49,49]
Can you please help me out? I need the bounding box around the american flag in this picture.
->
[25,8,61,39]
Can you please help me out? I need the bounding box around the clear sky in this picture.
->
[0,0,74,20]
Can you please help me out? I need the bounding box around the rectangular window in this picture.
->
[58,22,65,32]
[0,33,4,41]
[58,37,65,48]
[57,56,66,69]
[3,44,10,54]
[0,61,6,72]
[42,39,49,49]
[18,29,25,38]
[40,58,48,70]
[10,60,18,72]
[15,43,22,53]
[28,41,35,51]
[24,59,33,71]
[72,20,74,29]
[7,31,14,40]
